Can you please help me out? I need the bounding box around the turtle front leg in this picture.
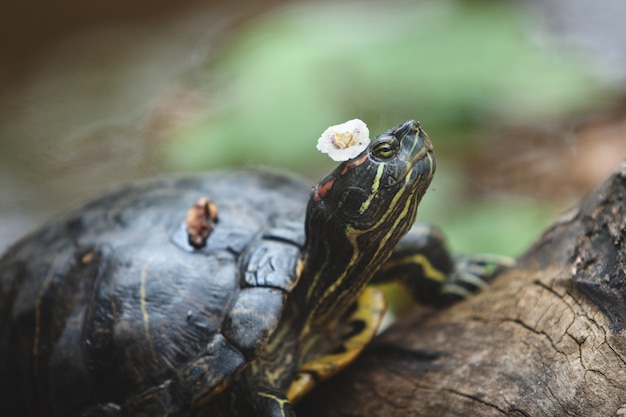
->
[373,223,514,306]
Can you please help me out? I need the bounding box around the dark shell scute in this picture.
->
[242,239,301,292]
[171,333,247,408]
[222,287,286,359]
[262,216,306,248]
[0,170,310,416]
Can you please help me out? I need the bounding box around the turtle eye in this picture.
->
[371,139,398,160]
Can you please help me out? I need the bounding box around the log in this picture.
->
[298,162,626,417]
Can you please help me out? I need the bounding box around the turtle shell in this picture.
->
[0,170,309,416]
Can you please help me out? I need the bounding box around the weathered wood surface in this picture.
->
[298,162,626,417]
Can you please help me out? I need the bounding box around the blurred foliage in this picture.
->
[161,0,605,256]
[164,1,604,172]
[0,0,617,258]
[418,160,558,255]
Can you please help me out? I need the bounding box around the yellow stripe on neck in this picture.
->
[359,164,385,214]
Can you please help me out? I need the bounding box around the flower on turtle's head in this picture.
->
[316,119,370,161]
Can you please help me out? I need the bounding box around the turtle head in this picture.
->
[298,120,435,328]
[311,120,434,226]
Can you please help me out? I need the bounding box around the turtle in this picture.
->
[0,120,503,417]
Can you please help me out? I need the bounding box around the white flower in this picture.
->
[316,119,370,161]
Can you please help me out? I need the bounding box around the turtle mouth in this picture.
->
[376,121,435,190]
[408,123,435,180]
[384,139,435,191]
[395,145,436,195]
[413,145,435,177]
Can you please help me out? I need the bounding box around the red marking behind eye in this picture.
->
[340,154,368,175]
[314,178,335,201]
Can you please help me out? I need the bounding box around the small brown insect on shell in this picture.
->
[186,197,219,249]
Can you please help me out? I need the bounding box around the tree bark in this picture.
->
[298,162,626,417]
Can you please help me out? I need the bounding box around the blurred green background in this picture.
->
[1,0,625,255]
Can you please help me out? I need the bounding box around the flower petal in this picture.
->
[316,119,370,161]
